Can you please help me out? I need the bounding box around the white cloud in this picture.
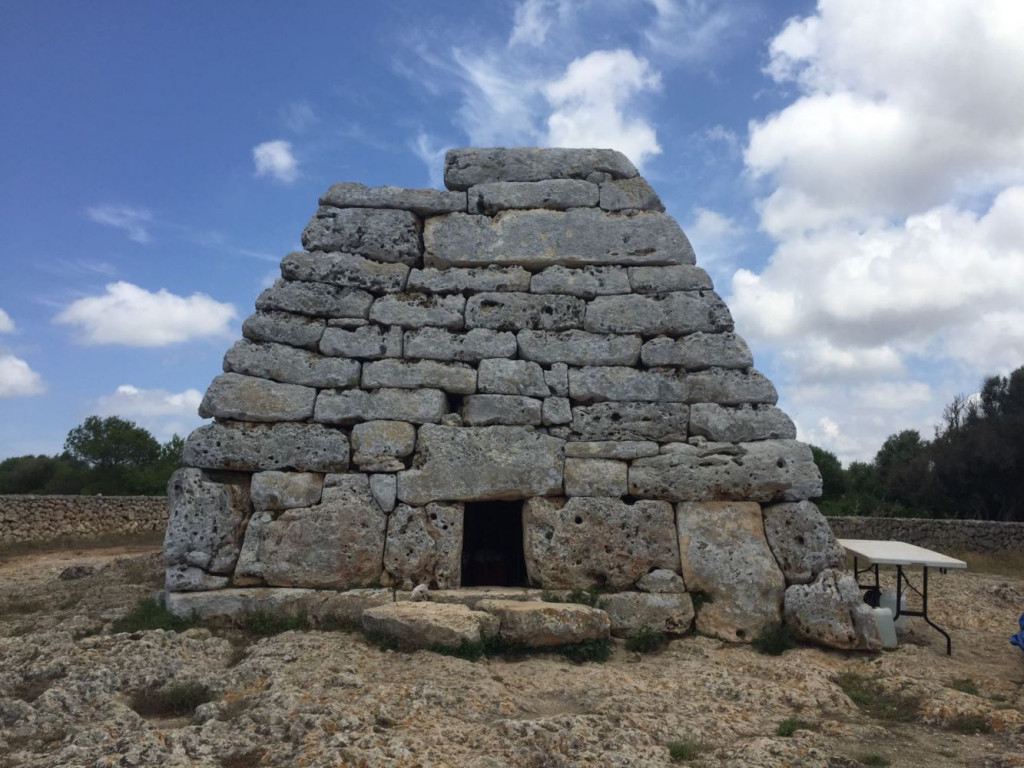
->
[451,48,544,147]
[253,140,299,183]
[282,101,316,133]
[95,384,205,441]
[412,132,450,188]
[53,281,237,346]
[644,0,739,63]
[0,308,13,333]
[0,354,45,398]
[508,0,557,47]
[86,204,153,244]
[683,207,742,273]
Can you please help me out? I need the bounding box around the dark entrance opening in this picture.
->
[461,500,528,587]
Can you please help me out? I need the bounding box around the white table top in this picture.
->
[837,539,968,569]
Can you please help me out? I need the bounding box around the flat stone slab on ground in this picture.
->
[361,602,498,649]
[476,599,610,647]
[596,592,694,637]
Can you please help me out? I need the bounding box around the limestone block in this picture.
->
[328,318,369,328]
[319,181,466,216]
[368,292,465,330]
[165,587,324,622]
[477,358,549,396]
[280,251,409,293]
[250,471,324,512]
[465,292,584,332]
[628,440,823,503]
[599,177,664,212]
[470,179,598,214]
[570,402,689,442]
[568,366,689,403]
[183,421,350,473]
[223,339,360,389]
[522,497,679,590]
[301,207,421,266]
[475,599,610,647]
[429,588,542,609]
[351,420,416,472]
[403,327,517,362]
[164,468,251,574]
[362,359,477,394]
[369,474,397,513]
[320,324,402,359]
[425,209,693,269]
[762,500,845,584]
[627,265,714,293]
[232,510,272,585]
[444,147,638,190]
[529,265,630,298]
[256,279,373,319]
[315,588,394,627]
[242,310,326,351]
[542,397,572,426]
[198,373,316,422]
[682,368,778,405]
[461,395,542,426]
[316,388,447,426]
[396,425,564,504]
[165,565,231,592]
[563,459,628,497]
[676,501,786,643]
[640,332,752,369]
[362,602,498,649]
[383,502,464,589]
[689,404,796,442]
[585,292,733,335]
[544,363,569,396]
[596,592,694,637]
[636,568,687,593]
[784,569,882,650]
[407,265,530,294]
[517,329,641,367]
[564,441,659,460]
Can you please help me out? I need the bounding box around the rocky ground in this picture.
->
[1,544,1022,768]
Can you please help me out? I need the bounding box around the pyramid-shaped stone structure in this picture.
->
[163,148,879,650]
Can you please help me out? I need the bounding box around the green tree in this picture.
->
[872,429,934,514]
[809,445,846,502]
[64,416,162,470]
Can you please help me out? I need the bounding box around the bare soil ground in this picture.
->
[1,541,1022,767]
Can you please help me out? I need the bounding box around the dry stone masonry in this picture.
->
[163,147,878,651]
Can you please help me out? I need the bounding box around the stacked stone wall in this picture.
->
[0,495,168,545]
[827,516,1024,555]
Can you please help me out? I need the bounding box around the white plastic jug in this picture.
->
[879,589,908,632]
[872,607,899,649]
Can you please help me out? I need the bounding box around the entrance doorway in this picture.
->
[461,501,528,587]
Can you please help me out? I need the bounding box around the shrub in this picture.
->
[947,713,992,734]
[833,671,920,722]
[130,681,212,718]
[112,598,193,633]
[667,735,707,762]
[559,638,611,664]
[775,716,810,737]
[856,754,890,767]
[949,677,980,696]
[751,623,795,655]
[242,611,308,637]
[625,628,668,653]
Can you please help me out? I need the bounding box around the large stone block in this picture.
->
[477,358,549,396]
[542,397,572,426]
[529,266,630,298]
[584,292,733,335]
[762,500,845,584]
[564,441,659,460]
[183,421,350,473]
[465,292,584,332]
[445,147,638,189]
[403,327,517,362]
[470,179,598,214]
[627,265,713,293]
[319,181,466,216]
[382,502,464,590]
[301,207,421,266]
[198,373,316,422]
[250,471,324,512]
[396,425,564,504]
[362,359,477,394]
[165,565,230,592]
[165,587,325,621]
[368,292,466,330]
[315,387,448,425]
[407,266,530,294]
[242,310,326,351]
[570,402,690,442]
[320,324,402,359]
[599,177,664,212]
[475,599,610,647]
[676,501,786,643]
[689,404,796,442]
[425,209,694,269]
[640,332,752,369]
[686,368,778,406]
[596,592,694,637]
[461,394,542,426]
[223,339,360,389]
[628,440,823,503]
[522,497,679,590]
[563,458,628,497]
[164,468,252,575]
[280,251,409,293]
[351,420,417,472]
[568,366,688,403]
[256,279,373,319]
[517,330,641,367]
[784,569,881,650]
[362,602,498,649]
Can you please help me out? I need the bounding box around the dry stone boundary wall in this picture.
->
[827,516,1024,555]
[0,495,168,545]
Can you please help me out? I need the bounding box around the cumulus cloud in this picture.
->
[683,207,742,274]
[53,281,237,346]
[95,384,205,440]
[253,140,299,183]
[0,354,45,398]
[0,308,13,333]
[85,205,153,244]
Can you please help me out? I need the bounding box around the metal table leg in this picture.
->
[893,565,953,655]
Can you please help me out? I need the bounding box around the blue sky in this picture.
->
[2,1,1023,464]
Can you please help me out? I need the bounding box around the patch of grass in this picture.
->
[558,638,611,664]
[751,623,795,655]
[667,735,707,762]
[112,598,194,633]
[775,716,810,737]
[833,671,921,722]
[947,712,992,734]
[625,628,668,653]
[948,677,980,696]
[1,598,45,616]
[130,681,212,718]
[855,754,890,767]
[482,634,531,660]
[242,611,308,637]
[542,588,600,607]
[0,531,164,560]
[428,638,485,661]
[950,550,1024,579]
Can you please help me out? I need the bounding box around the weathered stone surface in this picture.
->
[428,587,543,609]
[250,471,324,512]
[425,209,694,269]
[382,502,464,590]
[522,497,679,590]
[199,373,316,422]
[568,367,689,403]
[312,588,393,628]
[362,602,498,649]
[763,500,845,584]
[570,402,690,442]
[319,181,466,216]
[396,425,564,504]
[563,459,628,497]
[689,404,796,443]
[165,587,323,621]
[368,292,465,330]
[301,207,421,266]
[224,340,360,389]
[475,599,610,647]
[585,292,732,335]
[683,368,778,405]
[403,327,517,362]
[477,358,549,396]
[280,251,409,293]
[629,440,822,502]
[320,324,402,359]
[362,359,476,394]
[627,265,714,293]
[542,397,572,426]
[530,266,630,298]
[599,177,664,212]
[316,388,447,426]
[465,292,584,332]
[242,310,326,351]
[445,147,638,190]
[564,441,659,460]
[784,569,882,650]
[470,179,599,214]
[461,395,542,426]
[544,363,569,396]
[596,592,694,637]
[256,279,373,319]
[350,420,416,472]
[518,330,641,367]
[636,568,687,593]
[676,501,787,643]
[164,468,251,575]
[407,266,530,294]
[165,565,231,592]
[640,332,752,369]
[369,473,397,513]
[183,421,350,473]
